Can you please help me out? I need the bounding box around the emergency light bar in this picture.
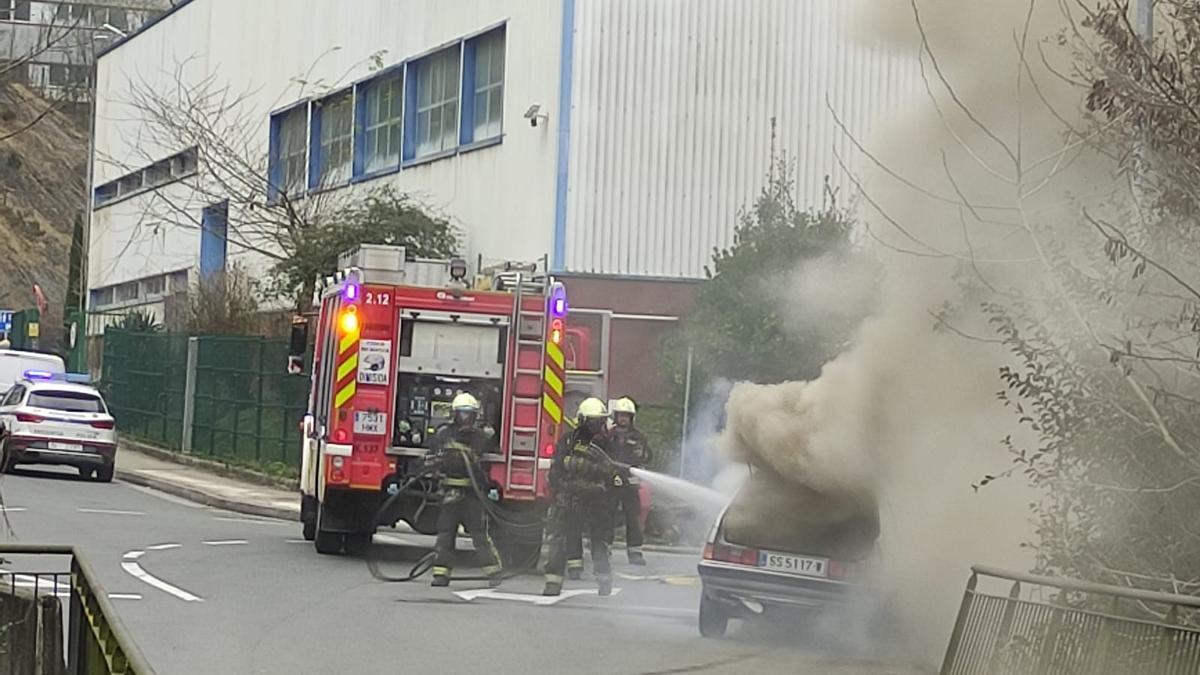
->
[23,371,91,384]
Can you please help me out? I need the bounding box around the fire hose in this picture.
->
[364,450,545,584]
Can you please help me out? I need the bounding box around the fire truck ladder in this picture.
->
[505,274,548,493]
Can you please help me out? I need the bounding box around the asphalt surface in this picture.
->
[0,467,928,674]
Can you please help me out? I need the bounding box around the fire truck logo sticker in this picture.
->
[357,340,392,385]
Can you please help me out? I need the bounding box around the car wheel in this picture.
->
[302,519,316,542]
[0,440,14,474]
[94,463,114,483]
[699,594,730,638]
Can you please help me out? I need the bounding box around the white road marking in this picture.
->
[213,516,288,526]
[107,593,143,600]
[285,539,308,544]
[78,508,144,516]
[0,506,26,512]
[146,543,182,551]
[453,588,622,606]
[122,551,145,561]
[202,540,248,546]
[120,557,203,603]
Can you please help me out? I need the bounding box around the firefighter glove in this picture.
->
[487,488,500,502]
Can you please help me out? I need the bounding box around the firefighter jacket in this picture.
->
[428,423,491,489]
[549,429,615,502]
[608,426,651,468]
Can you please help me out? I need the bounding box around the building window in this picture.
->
[49,64,90,89]
[116,282,139,303]
[117,172,143,197]
[145,159,171,186]
[142,276,166,297]
[169,270,189,293]
[408,47,461,160]
[464,28,505,144]
[1,1,31,22]
[357,73,403,175]
[269,105,308,200]
[171,147,198,177]
[94,182,118,206]
[311,92,353,189]
[90,287,114,308]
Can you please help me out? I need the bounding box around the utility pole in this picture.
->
[1132,0,1154,211]
[1136,0,1153,42]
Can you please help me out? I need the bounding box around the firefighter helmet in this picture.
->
[451,392,480,412]
[576,397,608,420]
[611,397,637,416]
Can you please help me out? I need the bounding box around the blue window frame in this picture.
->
[199,201,229,279]
[403,46,461,162]
[309,91,354,190]
[268,104,308,202]
[354,71,404,178]
[462,27,505,145]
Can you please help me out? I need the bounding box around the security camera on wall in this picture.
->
[524,104,548,128]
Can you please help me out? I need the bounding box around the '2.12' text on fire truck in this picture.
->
[298,245,568,562]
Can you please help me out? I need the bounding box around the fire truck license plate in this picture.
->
[353,411,387,435]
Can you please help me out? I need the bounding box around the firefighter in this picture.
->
[543,397,627,597]
[427,393,503,588]
[608,397,651,565]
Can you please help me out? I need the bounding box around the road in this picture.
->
[0,467,927,674]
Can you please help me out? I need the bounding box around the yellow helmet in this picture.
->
[610,397,637,416]
[576,397,608,420]
[451,392,480,412]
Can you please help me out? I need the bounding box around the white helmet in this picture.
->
[576,397,608,420]
[610,397,637,416]
[451,392,480,412]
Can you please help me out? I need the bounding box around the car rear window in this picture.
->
[723,472,880,561]
[28,391,106,414]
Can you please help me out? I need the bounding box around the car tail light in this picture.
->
[89,420,115,430]
[828,559,868,581]
[706,543,760,566]
[15,413,42,423]
[540,442,555,458]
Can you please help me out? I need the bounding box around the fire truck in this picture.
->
[297,245,568,562]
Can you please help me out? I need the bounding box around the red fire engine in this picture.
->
[298,245,568,562]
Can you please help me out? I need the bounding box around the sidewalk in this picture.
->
[116,442,300,521]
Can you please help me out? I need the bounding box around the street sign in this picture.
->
[0,310,11,336]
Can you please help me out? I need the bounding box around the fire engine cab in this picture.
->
[299,245,568,561]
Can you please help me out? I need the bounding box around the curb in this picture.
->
[119,439,299,491]
[116,467,300,522]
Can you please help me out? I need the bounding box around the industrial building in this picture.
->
[86,0,917,402]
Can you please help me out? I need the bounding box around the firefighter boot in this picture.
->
[488,572,503,588]
[431,573,451,587]
[543,580,563,597]
[567,560,583,581]
[628,549,646,566]
[597,574,613,597]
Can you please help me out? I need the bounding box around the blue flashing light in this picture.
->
[65,373,92,384]
[343,284,359,302]
[549,283,568,317]
[24,370,54,380]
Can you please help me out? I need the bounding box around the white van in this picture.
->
[0,350,66,395]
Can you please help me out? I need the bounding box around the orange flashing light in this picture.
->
[550,318,564,345]
[340,305,359,334]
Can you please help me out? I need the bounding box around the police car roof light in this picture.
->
[24,370,54,380]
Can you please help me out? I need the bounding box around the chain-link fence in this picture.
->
[101,330,308,470]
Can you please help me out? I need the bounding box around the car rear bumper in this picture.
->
[7,436,115,468]
[698,560,865,610]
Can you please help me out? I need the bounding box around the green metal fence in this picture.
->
[190,335,308,467]
[101,331,188,449]
[101,330,308,469]
[942,565,1200,675]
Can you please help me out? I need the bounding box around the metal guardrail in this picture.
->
[942,565,1200,675]
[0,544,155,674]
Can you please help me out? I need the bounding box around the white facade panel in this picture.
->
[563,0,920,277]
[89,0,564,296]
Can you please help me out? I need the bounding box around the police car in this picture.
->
[0,371,117,481]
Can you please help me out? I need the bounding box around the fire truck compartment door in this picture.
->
[398,318,505,380]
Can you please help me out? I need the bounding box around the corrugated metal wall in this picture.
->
[564,0,920,278]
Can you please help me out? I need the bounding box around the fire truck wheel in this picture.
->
[344,533,371,556]
[302,519,316,542]
[314,530,343,555]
